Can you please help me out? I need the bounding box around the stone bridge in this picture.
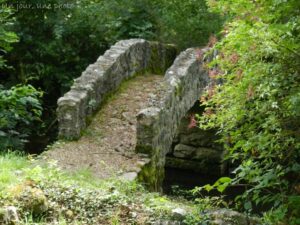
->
[46,39,222,191]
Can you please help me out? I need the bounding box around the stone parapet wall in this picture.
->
[57,39,177,139]
[136,48,211,190]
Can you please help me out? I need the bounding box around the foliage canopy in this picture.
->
[0,0,42,151]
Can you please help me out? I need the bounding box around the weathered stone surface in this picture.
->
[57,39,217,190]
[173,144,197,158]
[174,112,221,148]
[136,48,211,189]
[136,107,161,155]
[0,206,19,225]
[121,172,138,181]
[173,144,222,161]
[165,98,225,175]
[171,208,187,221]
[206,209,261,225]
[19,187,48,215]
[193,147,222,161]
[57,39,177,139]
[180,130,219,148]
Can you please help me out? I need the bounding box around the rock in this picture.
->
[150,219,181,225]
[122,112,132,123]
[148,93,156,99]
[19,187,48,215]
[0,206,19,225]
[173,144,197,158]
[172,135,180,144]
[14,170,23,176]
[65,210,74,219]
[121,93,129,98]
[172,208,187,221]
[112,110,118,116]
[173,144,222,162]
[120,172,138,181]
[114,146,122,152]
[206,209,260,225]
[179,131,218,147]
[174,115,221,148]
[130,211,137,218]
[136,107,161,155]
[193,147,222,161]
[137,107,161,126]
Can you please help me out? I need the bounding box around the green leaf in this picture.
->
[203,184,214,192]
[244,201,252,211]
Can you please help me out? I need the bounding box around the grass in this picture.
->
[0,151,266,225]
[1,153,117,189]
[0,151,30,192]
[0,151,199,224]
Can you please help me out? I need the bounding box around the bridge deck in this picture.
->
[43,74,165,180]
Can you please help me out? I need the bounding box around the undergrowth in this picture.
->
[0,151,212,225]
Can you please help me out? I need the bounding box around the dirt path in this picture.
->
[42,74,165,180]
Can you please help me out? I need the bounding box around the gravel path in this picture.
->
[42,74,165,180]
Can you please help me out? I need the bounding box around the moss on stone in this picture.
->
[138,161,158,191]
[149,42,165,75]
[137,155,166,192]
[135,145,153,155]
[175,83,183,97]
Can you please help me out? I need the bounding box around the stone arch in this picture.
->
[57,39,177,139]
[55,39,217,191]
[136,48,213,190]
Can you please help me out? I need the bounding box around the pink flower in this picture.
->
[188,114,197,129]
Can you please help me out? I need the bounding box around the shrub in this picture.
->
[200,0,300,223]
[0,85,42,150]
